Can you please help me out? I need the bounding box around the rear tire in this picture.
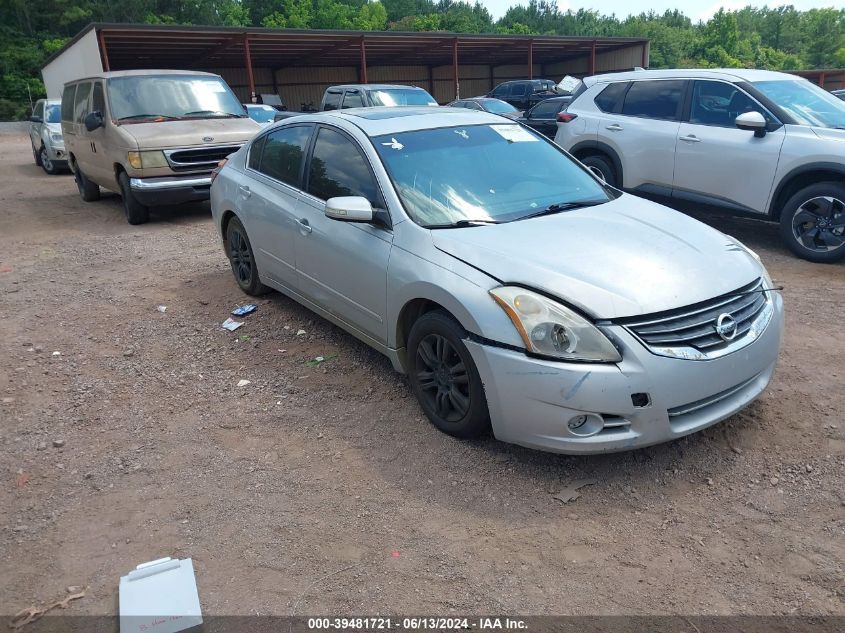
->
[407,310,490,439]
[778,182,845,263]
[74,164,100,202]
[118,172,149,225]
[225,216,270,296]
[580,155,618,188]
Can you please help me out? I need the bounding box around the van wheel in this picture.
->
[581,155,618,188]
[779,182,845,263]
[407,310,490,439]
[118,172,149,225]
[32,142,42,167]
[225,216,269,296]
[40,146,60,175]
[75,166,100,202]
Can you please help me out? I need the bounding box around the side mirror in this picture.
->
[735,111,767,137]
[84,111,104,132]
[29,115,43,123]
[325,196,373,223]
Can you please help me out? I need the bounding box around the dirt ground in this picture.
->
[1,132,844,619]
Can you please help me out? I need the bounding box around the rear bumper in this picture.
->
[130,175,212,206]
[467,292,784,455]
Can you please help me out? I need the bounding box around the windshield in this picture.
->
[752,79,845,129]
[368,89,437,107]
[484,100,517,114]
[374,124,610,227]
[45,104,61,123]
[246,106,276,123]
[108,75,246,122]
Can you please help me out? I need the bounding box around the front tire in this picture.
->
[779,182,845,263]
[118,172,149,225]
[407,311,490,439]
[225,216,269,296]
[74,165,100,202]
[40,146,60,175]
[580,155,618,188]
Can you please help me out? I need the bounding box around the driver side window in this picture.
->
[690,81,770,128]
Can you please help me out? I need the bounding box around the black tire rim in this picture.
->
[228,227,253,285]
[792,196,845,253]
[41,148,53,172]
[414,333,470,423]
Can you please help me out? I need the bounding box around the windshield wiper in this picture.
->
[183,110,244,118]
[118,114,180,121]
[426,219,500,229]
[513,199,607,222]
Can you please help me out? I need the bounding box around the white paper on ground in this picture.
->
[119,557,203,633]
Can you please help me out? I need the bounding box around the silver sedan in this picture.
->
[210,107,783,454]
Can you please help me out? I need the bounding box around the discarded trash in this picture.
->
[390,551,401,558]
[119,557,202,633]
[222,318,244,331]
[51,351,61,357]
[237,379,251,387]
[231,304,257,317]
[15,472,30,488]
[11,586,87,629]
[306,354,337,367]
[156,305,167,313]
[552,478,597,504]
[296,329,306,336]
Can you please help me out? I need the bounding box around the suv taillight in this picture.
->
[557,112,578,123]
[210,159,227,184]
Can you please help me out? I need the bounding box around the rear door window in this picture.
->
[247,134,266,171]
[594,82,629,113]
[621,80,685,120]
[61,84,76,122]
[258,125,312,188]
[530,100,561,119]
[73,82,92,124]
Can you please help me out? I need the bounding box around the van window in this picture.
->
[622,80,684,120]
[594,82,629,113]
[61,84,76,122]
[259,125,312,188]
[323,90,342,111]
[74,82,92,124]
[307,127,380,206]
[91,82,106,116]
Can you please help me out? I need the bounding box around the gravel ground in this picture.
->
[1,133,844,619]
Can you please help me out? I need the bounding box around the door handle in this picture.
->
[297,218,312,234]
[605,124,624,131]
[238,185,251,198]
[680,135,701,143]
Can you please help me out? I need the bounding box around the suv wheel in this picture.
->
[581,155,618,188]
[225,216,269,296]
[118,172,149,225]
[74,165,100,202]
[779,182,845,263]
[40,146,60,175]
[407,311,490,439]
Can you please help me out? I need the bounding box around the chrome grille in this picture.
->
[618,278,768,354]
[164,145,242,171]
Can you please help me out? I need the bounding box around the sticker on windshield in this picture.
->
[196,80,227,93]
[491,125,538,143]
[454,129,469,140]
[381,137,404,150]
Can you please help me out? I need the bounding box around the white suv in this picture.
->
[555,69,845,262]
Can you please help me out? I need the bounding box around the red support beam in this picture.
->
[98,29,110,72]
[819,71,826,87]
[589,39,596,75]
[360,36,368,84]
[244,35,256,102]
[452,38,459,100]
[527,39,533,80]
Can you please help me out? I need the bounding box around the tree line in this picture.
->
[1,0,844,119]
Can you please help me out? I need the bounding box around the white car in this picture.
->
[555,69,845,262]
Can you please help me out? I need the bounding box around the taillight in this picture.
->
[210,158,227,184]
[557,112,578,123]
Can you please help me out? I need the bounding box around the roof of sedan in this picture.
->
[319,107,509,136]
[585,68,801,85]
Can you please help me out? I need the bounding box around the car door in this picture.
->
[70,82,94,176]
[600,79,686,191]
[524,99,563,138]
[510,82,530,110]
[295,125,393,343]
[242,124,314,291]
[672,80,785,215]
[83,81,113,186]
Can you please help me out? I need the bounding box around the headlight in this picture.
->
[490,286,621,362]
[49,132,63,144]
[127,150,168,169]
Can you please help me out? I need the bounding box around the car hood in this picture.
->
[119,117,261,149]
[431,195,762,319]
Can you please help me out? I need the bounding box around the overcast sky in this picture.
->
[482,1,840,24]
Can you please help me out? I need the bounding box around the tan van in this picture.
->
[61,69,260,224]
